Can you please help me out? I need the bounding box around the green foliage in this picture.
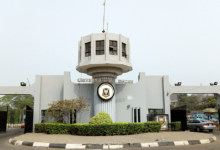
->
[89,111,113,124]
[14,109,19,124]
[0,95,34,123]
[200,96,217,109]
[7,106,11,123]
[176,94,217,112]
[35,121,161,136]
[169,121,181,131]
[170,105,175,110]
[35,122,72,134]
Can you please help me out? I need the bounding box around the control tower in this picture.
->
[76,33,132,122]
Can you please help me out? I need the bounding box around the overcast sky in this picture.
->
[0,0,220,88]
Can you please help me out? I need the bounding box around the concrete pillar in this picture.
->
[162,75,171,122]
[127,38,130,63]
[217,95,220,109]
[78,41,81,64]
[93,76,116,122]
[81,37,84,62]
[33,75,41,130]
[105,33,109,60]
[91,33,95,61]
[119,34,122,61]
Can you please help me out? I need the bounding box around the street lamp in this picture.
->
[174,82,182,86]
[20,82,26,86]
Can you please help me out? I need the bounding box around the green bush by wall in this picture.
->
[89,111,113,124]
[169,121,181,131]
[35,121,161,136]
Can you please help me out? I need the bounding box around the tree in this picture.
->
[7,106,11,123]
[46,97,91,123]
[14,109,19,124]
[170,104,175,110]
[199,96,217,109]
[176,94,218,112]
[12,95,34,123]
[0,94,34,123]
[176,94,200,111]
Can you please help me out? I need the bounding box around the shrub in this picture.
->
[169,121,181,131]
[89,111,113,124]
[35,122,71,134]
[35,121,161,135]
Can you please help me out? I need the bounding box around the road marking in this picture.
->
[33,142,50,147]
[212,136,217,141]
[109,145,123,149]
[15,140,23,145]
[141,143,150,147]
[65,144,85,149]
[173,141,185,146]
[149,143,159,147]
[200,139,210,144]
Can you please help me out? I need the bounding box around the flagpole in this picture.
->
[102,0,106,33]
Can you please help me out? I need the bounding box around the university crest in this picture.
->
[159,116,166,127]
[102,88,110,97]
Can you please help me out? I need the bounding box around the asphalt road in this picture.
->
[0,128,219,150]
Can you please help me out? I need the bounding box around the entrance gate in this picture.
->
[218,108,220,126]
[171,105,187,131]
[0,106,8,132]
[24,105,33,134]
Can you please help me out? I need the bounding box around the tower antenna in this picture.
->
[27,78,30,86]
[107,22,109,32]
[102,0,106,33]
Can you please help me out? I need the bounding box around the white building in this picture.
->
[0,32,220,129]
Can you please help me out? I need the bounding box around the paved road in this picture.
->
[0,128,219,150]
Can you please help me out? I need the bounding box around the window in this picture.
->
[41,110,46,117]
[193,120,200,123]
[41,110,46,123]
[96,40,104,55]
[109,40,117,55]
[133,107,141,123]
[122,43,127,58]
[85,42,91,57]
[147,109,163,121]
[138,108,141,122]
[134,108,137,123]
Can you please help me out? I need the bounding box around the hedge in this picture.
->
[169,121,181,131]
[35,121,161,136]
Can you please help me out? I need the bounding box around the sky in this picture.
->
[0,0,220,88]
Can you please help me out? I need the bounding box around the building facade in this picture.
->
[0,33,220,129]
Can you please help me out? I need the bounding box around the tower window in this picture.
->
[85,42,91,57]
[109,40,117,55]
[122,43,127,58]
[96,40,104,55]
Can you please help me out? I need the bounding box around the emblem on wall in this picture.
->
[155,114,169,131]
[159,117,166,127]
[97,83,115,100]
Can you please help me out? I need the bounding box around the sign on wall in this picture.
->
[97,83,115,101]
[155,114,169,131]
[77,78,133,83]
